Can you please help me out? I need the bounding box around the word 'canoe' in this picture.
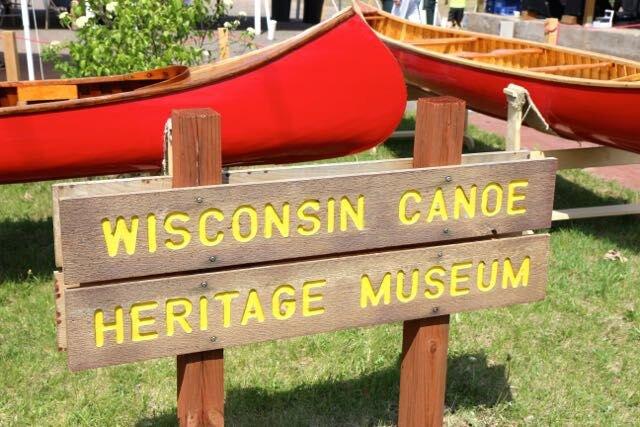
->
[358,1,640,153]
[0,8,406,184]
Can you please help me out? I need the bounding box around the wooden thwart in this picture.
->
[56,158,556,285]
[408,37,477,46]
[455,48,542,60]
[17,85,79,104]
[63,234,550,371]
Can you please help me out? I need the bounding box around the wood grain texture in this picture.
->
[51,151,532,270]
[17,85,78,103]
[171,109,224,427]
[399,97,464,427]
[2,31,20,82]
[64,234,550,371]
[57,158,556,284]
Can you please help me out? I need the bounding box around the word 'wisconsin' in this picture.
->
[92,254,530,347]
[101,179,528,257]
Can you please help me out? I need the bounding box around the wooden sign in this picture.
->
[64,234,549,371]
[57,158,556,285]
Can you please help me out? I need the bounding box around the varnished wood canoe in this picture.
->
[357,1,640,153]
[0,7,406,184]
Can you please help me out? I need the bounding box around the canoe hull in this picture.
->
[0,14,406,184]
[388,43,640,153]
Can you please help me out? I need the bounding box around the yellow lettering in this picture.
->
[507,180,528,215]
[130,301,158,342]
[398,190,422,225]
[297,200,321,236]
[199,296,208,331]
[94,306,124,347]
[302,279,326,317]
[232,205,258,243]
[396,270,419,303]
[101,216,139,257]
[476,259,499,292]
[477,260,500,292]
[360,273,391,307]
[147,214,157,254]
[451,261,472,296]
[453,185,477,220]
[327,198,335,233]
[214,291,240,328]
[340,195,365,231]
[264,203,290,238]
[426,188,449,222]
[199,208,224,246]
[481,183,503,217]
[272,285,296,320]
[424,266,445,299]
[502,257,531,288]
[241,290,265,325]
[164,212,191,250]
[166,298,193,336]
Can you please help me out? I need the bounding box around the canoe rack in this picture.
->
[390,84,640,221]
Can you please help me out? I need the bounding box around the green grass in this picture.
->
[1,125,640,426]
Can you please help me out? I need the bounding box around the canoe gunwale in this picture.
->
[359,3,640,89]
[0,7,356,117]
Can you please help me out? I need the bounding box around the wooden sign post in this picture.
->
[52,98,557,427]
[399,97,465,426]
[171,109,224,426]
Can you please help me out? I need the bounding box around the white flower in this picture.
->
[70,0,78,6]
[233,19,240,26]
[85,10,95,18]
[246,26,255,34]
[58,11,68,20]
[238,10,247,16]
[105,1,117,13]
[223,0,233,8]
[223,21,232,28]
[202,50,210,57]
[49,40,61,47]
[75,15,89,29]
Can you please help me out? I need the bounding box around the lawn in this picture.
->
[1,125,639,426]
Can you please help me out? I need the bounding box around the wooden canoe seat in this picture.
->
[454,48,542,59]
[17,84,78,105]
[408,37,477,46]
[528,62,612,74]
[364,15,385,21]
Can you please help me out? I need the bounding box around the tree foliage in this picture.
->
[43,0,253,77]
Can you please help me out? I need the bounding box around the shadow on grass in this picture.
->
[0,218,55,283]
[135,352,510,426]
[553,174,640,253]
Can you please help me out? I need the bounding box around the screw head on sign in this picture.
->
[443,228,450,235]
[209,256,217,263]
[210,336,217,343]
[195,196,204,203]
[445,176,452,183]
[432,307,440,314]
[437,251,443,258]
[200,281,208,289]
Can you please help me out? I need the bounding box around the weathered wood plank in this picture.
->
[64,234,550,371]
[52,152,532,269]
[57,159,556,284]
[170,109,225,427]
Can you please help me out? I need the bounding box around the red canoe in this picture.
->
[358,2,640,153]
[0,8,406,184]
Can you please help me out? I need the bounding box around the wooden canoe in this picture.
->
[357,1,640,153]
[0,7,406,184]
